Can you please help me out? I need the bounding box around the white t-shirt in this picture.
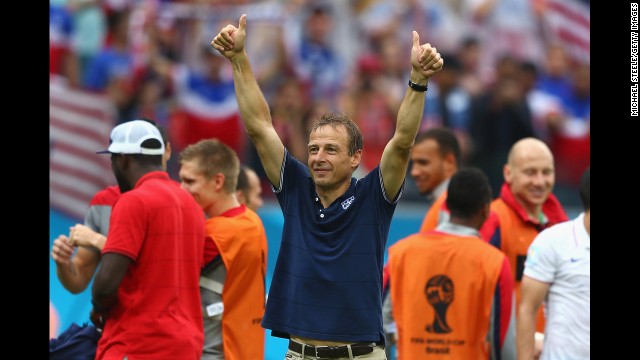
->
[524,213,590,359]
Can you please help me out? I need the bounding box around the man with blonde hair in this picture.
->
[180,139,268,360]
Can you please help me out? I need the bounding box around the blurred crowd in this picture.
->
[49,0,590,206]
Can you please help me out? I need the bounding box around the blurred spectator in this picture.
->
[395,0,465,54]
[50,2,80,86]
[420,54,473,163]
[536,44,573,102]
[342,56,397,173]
[270,77,311,162]
[518,61,564,143]
[150,39,245,161]
[376,34,410,108]
[456,36,484,97]
[132,72,173,128]
[465,0,546,84]
[549,63,590,189]
[286,2,346,109]
[535,45,589,204]
[469,55,535,195]
[68,0,107,81]
[83,9,138,123]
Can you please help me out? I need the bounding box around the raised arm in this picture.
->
[380,32,443,199]
[211,14,285,188]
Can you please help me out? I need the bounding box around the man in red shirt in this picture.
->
[91,120,206,360]
[51,120,172,294]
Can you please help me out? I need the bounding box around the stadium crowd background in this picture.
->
[49,0,589,358]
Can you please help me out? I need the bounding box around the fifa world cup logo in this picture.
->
[424,275,454,334]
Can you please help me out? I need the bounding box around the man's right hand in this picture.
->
[211,13,248,60]
[51,235,74,267]
[410,31,443,82]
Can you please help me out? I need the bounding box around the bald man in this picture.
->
[480,138,568,338]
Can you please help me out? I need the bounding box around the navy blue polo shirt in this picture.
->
[261,150,402,343]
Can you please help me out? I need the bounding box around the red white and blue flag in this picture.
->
[544,0,590,64]
[170,66,245,157]
[50,76,116,220]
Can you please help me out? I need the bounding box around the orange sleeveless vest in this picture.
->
[389,232,505,359]
[489,199,545,332]
[420,191,448,232]
[205,208,268,360]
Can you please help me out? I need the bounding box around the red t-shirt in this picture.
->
[97,171,206,360]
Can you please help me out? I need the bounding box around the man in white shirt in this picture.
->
[517,167,590,359]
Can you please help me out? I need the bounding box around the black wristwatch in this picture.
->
[408,80,429,92]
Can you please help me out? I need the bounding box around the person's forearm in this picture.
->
[230,52,272,138]
[92,289,118,313]
[92,270,121,309]
[56,261,89,294]
[395,69,429,149]
[516,305,538,360]
[91,233,107,251]
[92,253,132,313]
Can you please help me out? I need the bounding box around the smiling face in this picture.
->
[307,124,361,193]
[410,139,450,196]
[179,159,218,214]
[505,139,555,213]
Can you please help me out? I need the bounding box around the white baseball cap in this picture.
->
[97,120,165,155]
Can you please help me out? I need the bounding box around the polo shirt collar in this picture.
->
[134,171,170,189]
[499,182,568,227]
[436,221,481,238]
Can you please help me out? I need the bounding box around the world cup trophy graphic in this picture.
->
[424,275,454,333]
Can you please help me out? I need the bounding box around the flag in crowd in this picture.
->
[50,76,116,220]
[544,0,590,64]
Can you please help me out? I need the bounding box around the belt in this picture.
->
[288,340,376,358]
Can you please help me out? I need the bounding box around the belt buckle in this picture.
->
[313,345,330,358]
[313,345,324,358]
[314,346,319,358]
